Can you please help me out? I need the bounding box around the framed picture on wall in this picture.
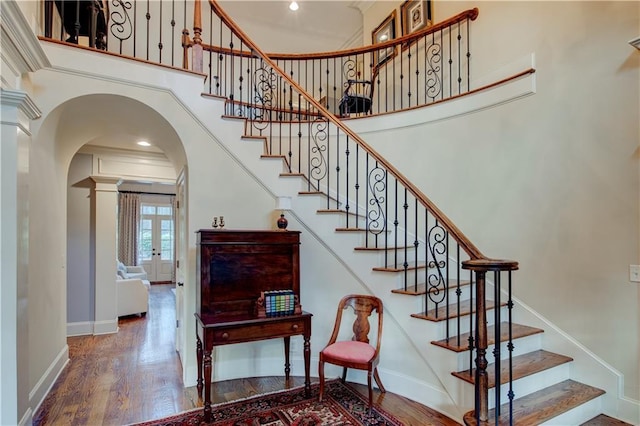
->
[372,10,397,68]
[400,0,433,36]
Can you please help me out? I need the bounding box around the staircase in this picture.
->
[211,102,626,425]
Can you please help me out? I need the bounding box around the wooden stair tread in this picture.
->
[355,245,413,251]
[581,414,634,425]
[202,92,227,101]
[463,379,605,426]
[221,114,245,120]
[392,280,472,296]
[317,209,360,217]
[452,350,574,387]
[431,322,544,353]
[260,154,286,159]
[412,299,505,322]
[280,172,305,177]
[241,135,266,141]
[372,261,427,272]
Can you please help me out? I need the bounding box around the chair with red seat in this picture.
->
[318,294,386,407]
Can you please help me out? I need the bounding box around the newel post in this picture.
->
[462,258,518,424]
[191,0,203,73]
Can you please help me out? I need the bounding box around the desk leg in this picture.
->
[196,334,203,399]
[203,348,212,423]
[303,333,311,398]
[284,336,291,380]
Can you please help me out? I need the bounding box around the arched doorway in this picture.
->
[39,93,188,364]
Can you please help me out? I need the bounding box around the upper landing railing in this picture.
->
[195,6,479,118]
[40,1,518,424]
[42,0,477,118]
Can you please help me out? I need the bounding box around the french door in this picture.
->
[138,203,174,282]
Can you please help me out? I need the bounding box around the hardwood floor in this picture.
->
[33,284,460,425]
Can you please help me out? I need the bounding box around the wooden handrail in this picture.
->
[200,8,478,61]
[208,0,485,260]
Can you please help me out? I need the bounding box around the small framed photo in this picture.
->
[401,0,433,36]
[371,10,397,68]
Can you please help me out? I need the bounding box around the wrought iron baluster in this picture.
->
[145,0,150,60]
[413,200,418,295]
[456,244,462,347]
[170,0,176,65]
[457,23,462,96]
[493,270,501,424]
[345,135,351,227]
[508,270,515,425]
[157,0,163,62]
[354,145,360,231]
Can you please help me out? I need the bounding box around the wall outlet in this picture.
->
[630,265,640,283]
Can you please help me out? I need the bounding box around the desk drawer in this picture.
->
[211,317,309,345]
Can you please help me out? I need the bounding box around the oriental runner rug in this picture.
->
[133,379,403,425]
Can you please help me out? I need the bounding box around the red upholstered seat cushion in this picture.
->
[322,341,375,363]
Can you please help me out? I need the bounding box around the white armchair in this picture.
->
[117,260,148,280]
[116,275,150,317]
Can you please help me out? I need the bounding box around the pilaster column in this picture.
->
[0,89,40,426]
[90,176,121,334]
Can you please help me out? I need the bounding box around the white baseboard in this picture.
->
[67,321,94,336]
[93,319,118,335]
[29,344,69,417]
[18,407,32,426]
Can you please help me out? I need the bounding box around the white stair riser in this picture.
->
[485,363,572,409]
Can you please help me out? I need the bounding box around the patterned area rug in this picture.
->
[133,380,402,425]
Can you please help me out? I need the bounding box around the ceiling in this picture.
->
[217,1,365,53]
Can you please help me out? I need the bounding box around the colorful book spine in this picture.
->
[264,289,295,317]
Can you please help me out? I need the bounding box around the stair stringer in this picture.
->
[191,100,634,424]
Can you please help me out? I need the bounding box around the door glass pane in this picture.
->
[160,219,174,260]
[157,206,172,216]
[141,205,156,215]
[138,219,153,261]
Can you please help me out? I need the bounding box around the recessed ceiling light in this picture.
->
[137,141,151,147]
[289,1,299,11]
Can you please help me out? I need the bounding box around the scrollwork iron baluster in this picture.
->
[427,223,447,315]
[309,118,328,189]
[367,165,386,241]
[110,0,133,54]
[425,38,442,102]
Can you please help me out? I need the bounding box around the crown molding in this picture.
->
[0,0,50,78]
[350,1,374,15]
[629,36,640,50]
[0,89,42,120]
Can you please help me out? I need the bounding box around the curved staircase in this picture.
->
[211,102,623,425]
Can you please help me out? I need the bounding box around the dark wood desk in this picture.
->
[194,229,311,422]
[195,312,312,421]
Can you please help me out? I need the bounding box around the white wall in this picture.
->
[358,0,640,402]
[67,154,93,325]
[6,0,639,422]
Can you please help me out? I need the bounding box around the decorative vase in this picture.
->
[277,213,288,230]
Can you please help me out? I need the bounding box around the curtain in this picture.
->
[118,192,140,266]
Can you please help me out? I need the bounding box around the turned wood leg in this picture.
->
[203,349,212,422]
[318,357,324,402]
[303,334,311,398]
[367,370,373,408]
[196,335,203,399]
[284,336,291,380]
